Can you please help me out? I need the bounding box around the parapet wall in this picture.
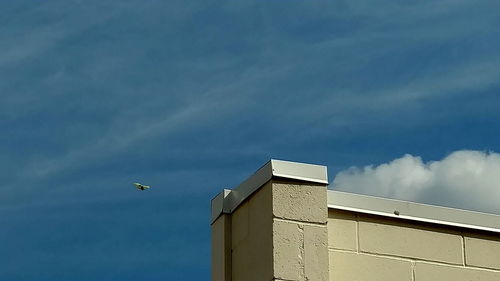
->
[211,160,500,281]
[329,209,500,281]
[229,180,328,281]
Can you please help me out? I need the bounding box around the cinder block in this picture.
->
[359,216,463,264]
[415,262,500,281]
[329,251,412,281]
[304,224,329,281]
[465,234,500,270]
[272,181,327,224]
[273,220,303,281]
[229,179,330,281]
[327,210,357,251]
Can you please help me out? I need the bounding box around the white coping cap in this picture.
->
[211,159,328,223]
[211,159,500,233]
[328,190,500,233]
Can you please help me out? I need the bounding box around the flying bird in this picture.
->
[134,183,150,191]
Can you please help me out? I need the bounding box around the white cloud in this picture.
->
[332,150,500,214]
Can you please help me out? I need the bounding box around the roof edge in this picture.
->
[211,159,328,224]
[328,190,500,233]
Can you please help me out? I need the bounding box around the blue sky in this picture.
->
[2,1,500,280]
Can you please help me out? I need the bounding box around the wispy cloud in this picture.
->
[26,98,233,178]
[2,1,500,280]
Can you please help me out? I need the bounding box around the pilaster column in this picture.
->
[211,160,329,281]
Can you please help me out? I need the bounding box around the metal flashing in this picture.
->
[328,190,500,233]
[212,160,500,233]
[270,159,328,184]
[211,189,231,224]
[210,159,328,224]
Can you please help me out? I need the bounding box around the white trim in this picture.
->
[211,160,500,233]
[210,159,328,224]
[328,190,500,233]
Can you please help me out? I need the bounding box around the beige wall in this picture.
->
[231,181,274,281]
[212,161,500,281]
[214,192,500,281]
[328,209,500,281]
[212,179,329,281]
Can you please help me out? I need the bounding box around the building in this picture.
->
[211,160,500,281]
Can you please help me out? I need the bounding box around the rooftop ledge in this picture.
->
[211,159,500,233]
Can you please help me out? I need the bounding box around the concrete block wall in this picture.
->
[212,179,330,281]
[272,180,329,281]
[212,160,500,281]
[328,209,500,281]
